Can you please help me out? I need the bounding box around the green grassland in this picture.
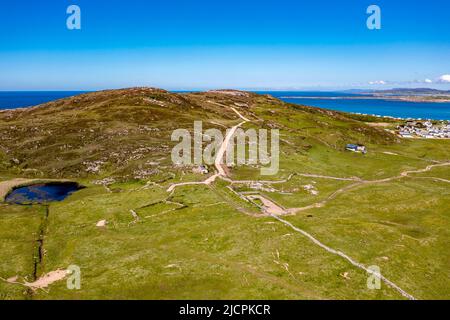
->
[0,88,449,299]
[283,178,450,299]
[1,184,401,300]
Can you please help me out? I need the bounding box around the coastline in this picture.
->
[2,90,450,121]
[281,95,450,103]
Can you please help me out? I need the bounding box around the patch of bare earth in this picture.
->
[24,270,67,290]
[2,269,67,291]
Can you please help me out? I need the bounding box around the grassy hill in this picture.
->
[0,87,397,180]
[1,88,449,300]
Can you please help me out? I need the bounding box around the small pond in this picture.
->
[5,183,82,204]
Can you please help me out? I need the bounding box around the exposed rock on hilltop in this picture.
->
[0,88,397,179]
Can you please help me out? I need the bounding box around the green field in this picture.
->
[0,89,449,299]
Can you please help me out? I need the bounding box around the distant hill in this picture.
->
[367,88,450,95]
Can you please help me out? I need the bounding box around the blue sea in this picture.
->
[264,91,450,120]
[1,91,450,120]
[0,91,86,110]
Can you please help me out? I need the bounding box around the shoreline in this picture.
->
[279,98,450,121]
[2,91,450,122]
[280,95,450,103]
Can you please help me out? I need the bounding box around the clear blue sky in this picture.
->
[1,0,450,90]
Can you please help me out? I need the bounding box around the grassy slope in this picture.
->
[0,88,449,299]
[32,184,399,299]
[283,179,450,299]
[0,204,44,299]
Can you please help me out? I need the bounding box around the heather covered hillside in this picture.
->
[0,88,398,180]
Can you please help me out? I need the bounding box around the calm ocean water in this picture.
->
[0,91,86,110]
[263,91,450,120]
[1,91,450,120]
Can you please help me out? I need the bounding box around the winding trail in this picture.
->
[163,102,450,300]
[270,213,417,300]
[263,162,450,299]
[296,173,361,181]
[228,159,448,300]
[229,106,251,122]
[288,161,450,214]
[400,162,450,177]
[167,105,250,192]
[222,173,297,185]
[207,120,246,179]
[3,100,447,298]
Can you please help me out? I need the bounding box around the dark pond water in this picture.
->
[5,183,81,204]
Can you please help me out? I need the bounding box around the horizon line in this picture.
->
[1,86,448,93]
